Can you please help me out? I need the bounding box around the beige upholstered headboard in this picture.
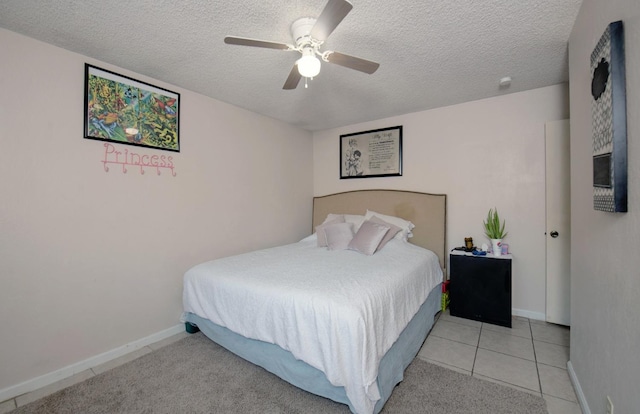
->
[313,190,447,271]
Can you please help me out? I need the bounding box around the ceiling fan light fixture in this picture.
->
[224,0,379,89]
[297,49,321,78]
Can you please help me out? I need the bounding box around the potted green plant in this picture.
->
[483,208,507,256]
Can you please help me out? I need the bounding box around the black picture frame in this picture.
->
[340,126,402,179]
[591,21,627,212]
[84,64,180,152]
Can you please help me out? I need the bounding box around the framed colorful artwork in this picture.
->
[84,64,180,152]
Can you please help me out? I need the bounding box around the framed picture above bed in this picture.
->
[84,64,180,153]
[340,126,402,179]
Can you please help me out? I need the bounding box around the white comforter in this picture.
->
[183,235,442,414]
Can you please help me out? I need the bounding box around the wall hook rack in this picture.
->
[101,143,177,176]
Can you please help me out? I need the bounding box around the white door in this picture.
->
[545,119,571,326]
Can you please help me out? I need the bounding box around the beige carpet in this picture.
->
[11,332,548,413]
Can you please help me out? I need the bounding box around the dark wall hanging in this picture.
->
[340,126,402,179]
[84,64,180,152]
[591,21,627,212]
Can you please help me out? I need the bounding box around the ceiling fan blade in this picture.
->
[224,36,291,50]
[325,51,380,74]
[283,65,302,89]
[310,0,353,41]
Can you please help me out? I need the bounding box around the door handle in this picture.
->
[550,231,559,238]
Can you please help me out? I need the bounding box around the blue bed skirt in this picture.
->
[184,283,441,413]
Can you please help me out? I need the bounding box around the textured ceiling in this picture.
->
[0,0,582,131]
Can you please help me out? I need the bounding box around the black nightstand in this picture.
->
[449,250,512,328]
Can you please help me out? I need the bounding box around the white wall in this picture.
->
[314,85,569,318]
[0,29,313,393]
[568,1,640,413]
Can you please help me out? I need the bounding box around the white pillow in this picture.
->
[323,222,354,250]
[323,213,344,223]
[364,210,415,241]
[348,220,390,255]
[324,213,366,232]
[316,216,345,247]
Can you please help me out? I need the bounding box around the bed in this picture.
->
[182,190,447,414]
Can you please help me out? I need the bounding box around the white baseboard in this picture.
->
[567,361,591,414]
[0,323,184,403]
[512,308,546,321]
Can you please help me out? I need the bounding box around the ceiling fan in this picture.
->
[224,0,380,90]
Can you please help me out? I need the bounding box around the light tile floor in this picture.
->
[417,309,582,414]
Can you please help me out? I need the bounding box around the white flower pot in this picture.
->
[491,239,502,256]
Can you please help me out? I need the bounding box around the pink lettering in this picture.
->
[101,143,176,176]
[104,143,116,159]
